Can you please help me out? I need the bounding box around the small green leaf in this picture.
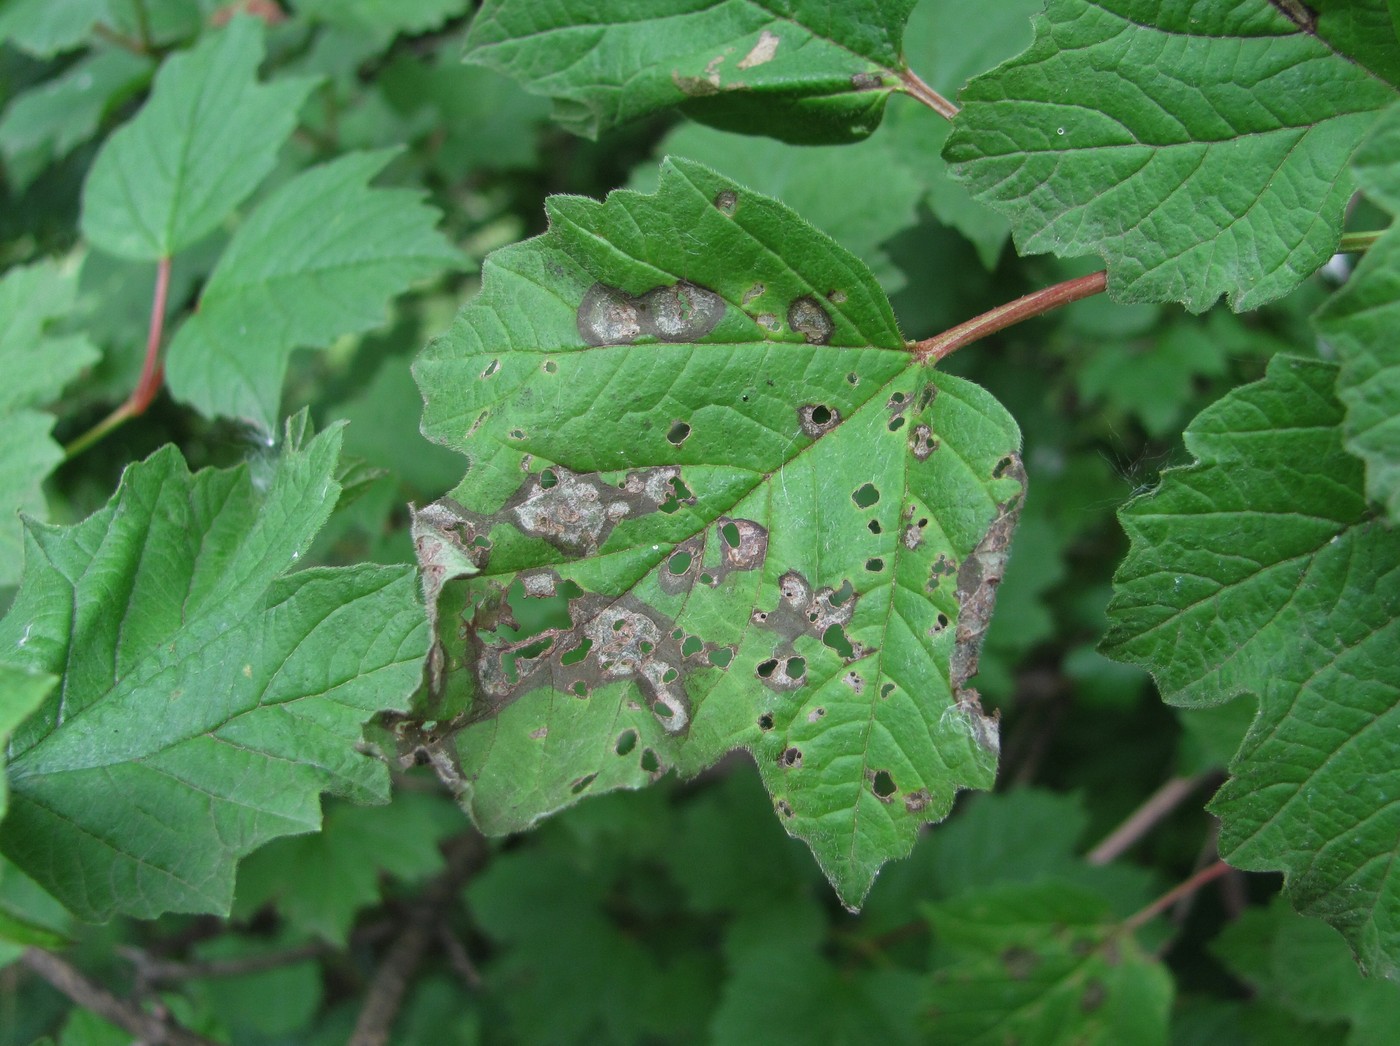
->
[922,882,1173,1044]
[0,419,430,921]
[463,0,919,144]
[1315,102,1400,521]
[80,16,318,260]
[1103,355,1400,977]
[0,48,153,192]
[0,0,109,57]
[415,157,1023,908]
[165,149,464,430]
[0,259,101,588]
[297,0,471,45]
[945,0,1398,311]
[232,792,460,945]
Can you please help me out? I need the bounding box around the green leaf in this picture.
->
[1103,355,1400,977]
[923,882,1173,1044]
[165,149,464,430]
[629,121,924,293]
[944,0,1398,312]
[80,16,318,260]
[0,666,52,823]
[0,0,109,57]
[0,259,101,588]
[232,792,460,944]
[414,157,1023,908]
[0,48,153,192]
[0,419,430,921]
[296,0,471,46]
[463,0,920,144]
[1213,897,1400,1042]
[1315,102,1400,521]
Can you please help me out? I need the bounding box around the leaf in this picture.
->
[922,882,1174,1045]
[0,419,430,921]
[0,259,101,588]
[297,0,471,45]
[0,47,154,192]
[1315,102,1400,522]
[414,157,1024,908]
[1213,897,1400,1042]
[0,0,109,57]
[1102,355,1400,977]
[0,667,52,823]
[629,121,924,294]
[164,149,464,431]
[79,16,318,260]
[463,0,920,144]
[944,0,1398,312]
[232,792,460,945]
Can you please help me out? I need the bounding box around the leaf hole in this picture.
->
[662,668,678,684]
[866,558,884,572]
[785,657,806,680]
[668,550,693,575]
[560,638,592,666]
[872,770,896,799]
[867,519,882,535]
[666,421,691,446]
[509,429,525,440]
[700,573,715,585]
[993,456,1013,479]
[830,579,855,606]
[571,681,589,698]
[808,706,826,722]
[756,658,780,679]
[543,359,557,374]
[681,635,703,657]
[822,624,855,659]
[710,647,734,669]
[721,521,741,547]
[482,359,500,378]
[780,747,802,769]
[776,799,794,818]
[888,416,905,432]
[571,773,596,794]
[758,712,774,731]
[880,683,895,699]
[539,469,558,489]
[846,372,859,385]
[640,748,660,773]
[640,640,654,654]
[852,483,880,508]
[655,700,675,718]
[615,730,637,755]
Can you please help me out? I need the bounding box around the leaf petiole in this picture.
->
[899,68,958,120]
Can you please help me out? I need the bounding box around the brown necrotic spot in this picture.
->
[851,71,883,90]
[577,281,724,346]
[798,403,839,437]
[714,189,738,214]
[776,798,794,818]
[780,746,802,769]
[911,423,938,460]
[904,788,931,813]
[578,283,643,346]
[788,295,834,344]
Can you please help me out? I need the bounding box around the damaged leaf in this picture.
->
[463,0,921,144]
[414,157,1023,907]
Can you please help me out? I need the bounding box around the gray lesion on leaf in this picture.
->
[910,423,939,460]
[798,404,840,438]
[577,281,725,347]
[751,570,868,690]
[943,453,1028,757]
[787,295,834,345]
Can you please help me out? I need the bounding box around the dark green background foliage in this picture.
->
[2,1,1399,1043]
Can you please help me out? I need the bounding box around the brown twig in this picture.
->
[348,833,485,1046]
[65,255,173,458]
[121,940,330,984]
[899,69,959,121]
[1086,775,1212,866]
[21,948,220,1046]
[436,925,483,990]
[914,270,1109,364]
[1120,860,1234,934]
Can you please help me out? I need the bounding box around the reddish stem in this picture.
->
[1121,860,1234,934]
[65,256,171,458]
[899,69,959,121]
[914,270,1108,364]
[1086,774,1212,866]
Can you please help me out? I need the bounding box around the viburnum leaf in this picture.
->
[79,16,317,260]
[944,0,1398,312]
[0,0,108,57]
[0,47,153,192]
[0,259,101,588]
[1102,356,1400,977]
[164,149,464,431]
[922,882,1173,1043]
[0,419,429,921]
[1315,102,1400,522]
[413,157,1023,908]
[463,0,922,144]
[231,792,460,945]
